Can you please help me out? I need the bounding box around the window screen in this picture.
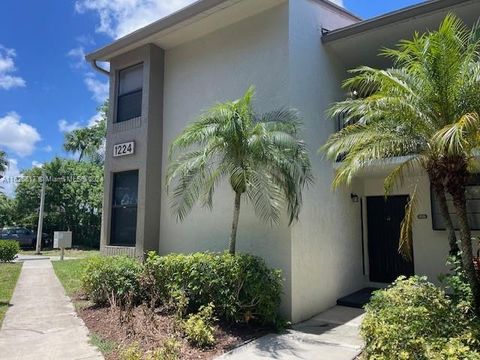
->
[110,171,138,246]
[431,175,480,230]
[117,63,143,123]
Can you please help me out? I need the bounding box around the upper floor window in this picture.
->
[117,63,143,123]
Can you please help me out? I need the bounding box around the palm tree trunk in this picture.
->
[434,184,460,257]
[78,149,85,162]
[451,187,480,315]
[229,192,242,255]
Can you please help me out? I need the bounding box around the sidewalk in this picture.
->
[218,306,364,360]
[0,259,103,360]
[15,254,75,262]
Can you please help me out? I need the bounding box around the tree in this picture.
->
[0,151,14,226]
[63,101,107,162]
[15,158,103,248]
[322,15,480,314]
[0,150,8,175]
[0,194,16,227]
[167,87,313,254]
[0,149,9,198]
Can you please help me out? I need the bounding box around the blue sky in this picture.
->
[0,0,424,195]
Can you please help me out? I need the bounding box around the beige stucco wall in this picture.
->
[100,0,395,323]
[287,0,362,323]
[159,4,294,317]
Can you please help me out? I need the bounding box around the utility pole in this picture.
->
[35,169,46,255]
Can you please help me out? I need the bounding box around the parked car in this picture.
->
[0,227,51,249]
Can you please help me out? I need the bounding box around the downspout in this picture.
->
[89,59,110,76]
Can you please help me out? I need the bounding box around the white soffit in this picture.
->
[153,0,285,49]
[91,0,286,61]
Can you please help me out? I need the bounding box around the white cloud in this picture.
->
[58,119,81,133]
[76,34,96,46]
[31,161,43,168]
[75,0,195,39]
[0,112,41,157]
[0,45,26,90]
[2,158,20,197]
[67,46,87,68]
[84,73,109,102]
[87,111,104,127]
[43,145,53,152]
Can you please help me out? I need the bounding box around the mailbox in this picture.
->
[54,231,72,249]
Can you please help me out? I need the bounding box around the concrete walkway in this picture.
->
[15,254,75,262]
[0,259,103,360]
[218,306,364,360]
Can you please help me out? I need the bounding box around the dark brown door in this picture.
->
[367,196,414,283]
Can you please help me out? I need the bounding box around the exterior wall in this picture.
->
[101,44,164,257]
[288,0,362,323]
[361,174,480,285]
[95,0,480,325]
[159,4,294,317]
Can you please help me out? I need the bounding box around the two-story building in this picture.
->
[86,0,480,323]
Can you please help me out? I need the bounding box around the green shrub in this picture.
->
[120,339,180,360]
[82,256,142,306]
[151,338,180,360]
[141,252,283,325]
[0,240,19,262]
[361,276,480,360]
[183,303,216,348]
[439,255,474,312]
[119,342,142,360]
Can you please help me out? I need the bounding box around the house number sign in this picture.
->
[113,141,135,157]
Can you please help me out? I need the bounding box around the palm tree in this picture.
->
[64,128,90,161]
[63,119,106,162]
[64,101,107,162]
[167,87,313,254]
[322,15,480,314]
[0,150,8,174]
[0,151,9,194]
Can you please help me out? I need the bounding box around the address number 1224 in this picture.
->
[113,142,135,157]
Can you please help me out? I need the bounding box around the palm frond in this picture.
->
[383,155,425,195]
[166,86,312,228]
[246,168,283,225]
[432,113,480,155]
[399,183,418,260]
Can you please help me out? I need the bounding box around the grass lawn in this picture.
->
[89,332,118,356]
[52,258,120,356]
[52,259,88,296]
[20,248,99,259]
[0,262,22,326]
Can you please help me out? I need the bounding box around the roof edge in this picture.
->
[86,0,229,62]
[322,0,474,43]
[316,0,362,22]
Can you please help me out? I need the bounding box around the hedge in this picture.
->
[82,252,283,326]
[0,240,19,262]
[361,276,480,360]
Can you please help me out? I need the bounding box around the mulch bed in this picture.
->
[75,295,270,359]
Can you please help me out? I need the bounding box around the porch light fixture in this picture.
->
[351,193,359,203]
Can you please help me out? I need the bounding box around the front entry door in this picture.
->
[367,196,414,283]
